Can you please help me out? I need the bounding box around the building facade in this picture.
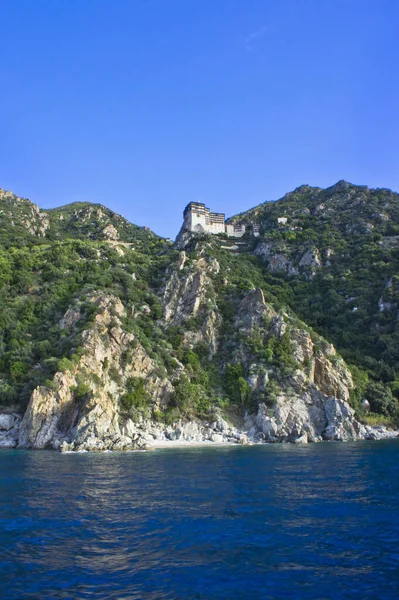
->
[183,202,258,238]
[183,202,226,235]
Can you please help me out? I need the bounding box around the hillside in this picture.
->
[227,180,399,414]
[0,183,398,450]
[0,188,174,408]
[0,188,156,247]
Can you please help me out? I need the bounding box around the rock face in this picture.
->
[162,252,210,325]
[3,232,398,452]
[0,188,49,237]
[254,241,323,279]
[227,287,373,443]
[161,251,221,355]
[117,415,248,448]
[246,397,365,444]
[0,413,21,448]
[100,223,119,240]
[254,242,299,276]
[18,294,174,451]
[234,287,354,394]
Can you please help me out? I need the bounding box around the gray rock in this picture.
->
[180,421,202,441]
[0,413,20,448]
[0,433,18,448]
[215,418,229,432]
[211,433,224,443]
[121,419,137,438]
[294,432,308,444]
[60,441,75,453]
[165,428,179,441]
[252,391,367,444]
[0,414,19,431]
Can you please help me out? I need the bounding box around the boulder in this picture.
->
[211,433,224,443]
[0,414,19,431]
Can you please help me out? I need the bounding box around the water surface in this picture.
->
[1,441,399,599]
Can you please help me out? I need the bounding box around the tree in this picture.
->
[365,381,398,416]
[224,363,251,405]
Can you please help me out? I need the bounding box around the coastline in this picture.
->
[151,439,239,448]
[1,409,398,453]
[53,434,399,454]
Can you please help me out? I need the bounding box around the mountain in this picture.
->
[0,187,172,407]
[0,183,398,451]
[227,180,399,407]
[0,187,156,247]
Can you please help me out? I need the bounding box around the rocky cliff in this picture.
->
[0,183,398,451]
[2,248,397,451]
[17,294,175,450]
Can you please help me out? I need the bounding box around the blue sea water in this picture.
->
[0,441,399,600]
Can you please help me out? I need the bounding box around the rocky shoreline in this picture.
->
[1,403,397,453]
[0,283,396,455]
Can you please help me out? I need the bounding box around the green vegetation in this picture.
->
[224,364,251,406]
[120,377,148,411]
[1,181,399,425]
[0,191,176,408]
[230,181,399,422]
[72,382,91,400]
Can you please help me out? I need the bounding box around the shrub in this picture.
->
[58,357,74,373]
[73,382,91,400]
[365,381,398,417]
[224,363,251,406]
[120,377,148,411]
[9,361,28,381]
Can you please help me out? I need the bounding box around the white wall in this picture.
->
[208,221,225,234]
[186,209,208,232]
[185,206,254,237]
[226,224,245,237]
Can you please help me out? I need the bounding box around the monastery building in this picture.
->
[183,202,259,238]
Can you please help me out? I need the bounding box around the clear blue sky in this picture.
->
[1,0,398,238]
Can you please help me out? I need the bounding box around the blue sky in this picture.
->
[1,0,398,238]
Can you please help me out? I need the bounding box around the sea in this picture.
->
[0,441,399,600]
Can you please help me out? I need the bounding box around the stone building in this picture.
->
[183,202,225,235]
[182,202,258,238]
